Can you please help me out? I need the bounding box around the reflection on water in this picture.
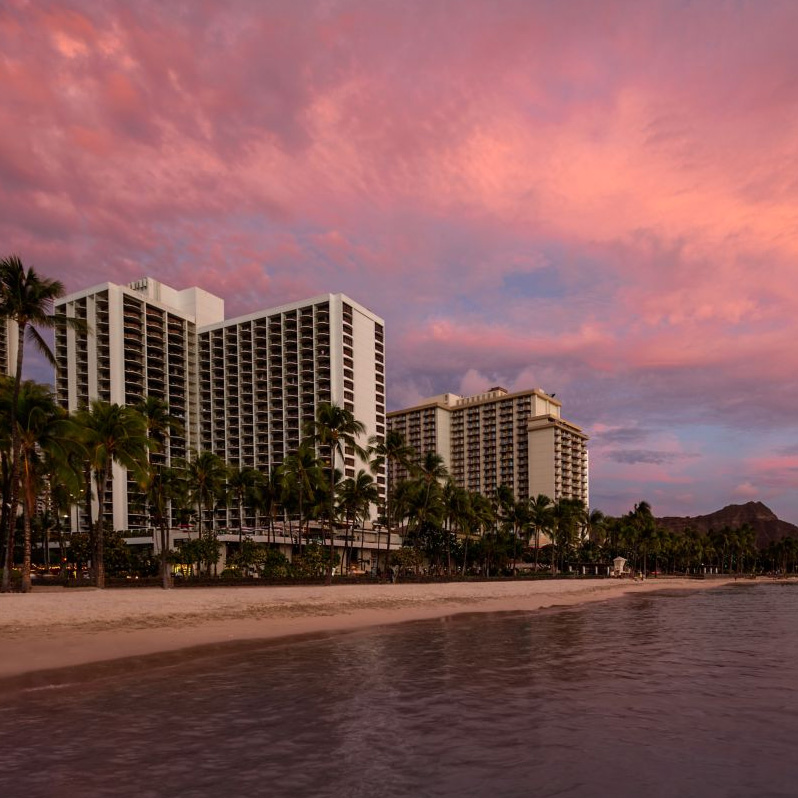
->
[3,584,798,797]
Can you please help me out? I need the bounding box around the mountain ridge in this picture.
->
[656,501,798,548]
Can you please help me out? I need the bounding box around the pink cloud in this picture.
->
[4,0,798,519]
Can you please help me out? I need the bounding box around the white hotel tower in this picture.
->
[0,318,17,376]
[55,278,385,533]
[199,294,386,529]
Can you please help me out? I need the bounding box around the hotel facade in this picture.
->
[387,387,589,506]
[0,319,17,376]
[54,278,385,533]
[197,294,385,529]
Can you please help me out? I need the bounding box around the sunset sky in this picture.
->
[2,0,797,520]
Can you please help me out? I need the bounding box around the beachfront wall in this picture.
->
[128,523,403,575]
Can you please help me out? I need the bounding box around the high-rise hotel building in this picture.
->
[199,294,385,529]
[54,279,225,532]
[55,278,385,532]
[387,387,588,506]
[0,319,17,376]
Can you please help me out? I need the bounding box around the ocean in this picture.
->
[2,582,797,797]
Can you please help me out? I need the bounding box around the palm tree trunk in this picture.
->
[21,499,32,593]
[18,455,36,593]
[384,511,393,576]
[326,451,335,585]
[0,452,10,589]
[351,515,359,572]
[160,520,171,589]
[298,484,304,556]
[446,534,452,577]
[1,496,16,592]
[360,520,365,572]
[95,467,111,589]
[383,474,392,577]
[58,522,67,579]
[84,467,93,578]
[285,510,293,546]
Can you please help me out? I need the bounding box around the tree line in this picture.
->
[3,254,797,593]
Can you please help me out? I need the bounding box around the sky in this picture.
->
[2,0,798,521]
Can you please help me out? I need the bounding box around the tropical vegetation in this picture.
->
[2,256,798,591]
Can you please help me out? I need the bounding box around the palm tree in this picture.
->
[37,509,57,571]
[369,430,415,575]
[337,470,380,573]
[75,401,150,588]
[470,492,495,574]
[0,377,16,580]
[227,465,261,545]
[621,501,657,576]
[681,526,703,574]
[779,536,798,575]
[250,468,282,542]
[412,451,448,529]
[15,381,82,591]
[443,480,473,575]
[135,397,183,458]
[184,450,228,540]
[508,498,530,573]
[584,508,606,546]
[493,485,515,527]
[629,501,657,576]
[738,523,756,574]
[135,397,183,555]
[482,485,514,577]
[303,403,367,583]
[0,255,84,592]
[142,466,186,589]
[442,481,469,575]
[529,494,553,571]
[47,450,84,577]
[551,498,586,573]
[279,446,324,552]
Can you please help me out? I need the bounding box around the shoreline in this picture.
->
[0,577,743,693]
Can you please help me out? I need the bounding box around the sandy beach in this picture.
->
[0,577,738,690]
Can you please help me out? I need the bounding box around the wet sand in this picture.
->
[0,577,738,688]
